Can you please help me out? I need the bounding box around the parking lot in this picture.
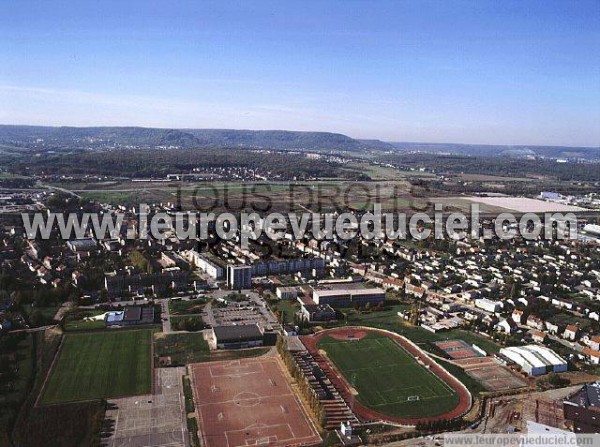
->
[204,291,279,330]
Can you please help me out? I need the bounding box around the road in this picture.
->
[8,325,56,334]
[160,299,172,333]
[548,333,584,352]
[43,183,82,199]
[203,301,217,327]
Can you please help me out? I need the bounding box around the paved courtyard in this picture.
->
[102,367,189,447]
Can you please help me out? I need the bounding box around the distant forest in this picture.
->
[6,148,369,180]
[3,148,597,183]
[0,125,597,159]
[0,125,392,152]
[378,153,600,182]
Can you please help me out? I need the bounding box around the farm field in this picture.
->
[464,196,587,213]
[54,179,431,212]
[317,332,459,418]
[344,161,436,181]
[40,330,153,404]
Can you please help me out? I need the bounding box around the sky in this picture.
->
[1,0,599,146]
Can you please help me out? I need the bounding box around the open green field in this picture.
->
[318,333,459,418]
[168,298,207,315]
[62,179,429,212]
[40,330,152,404]
[0,335,34,446]
[344,162,436,181]
[154,332,211,365]
[344,307,501,354]
[63,310,108,331]
[153,332,270,366]
[270,299,300,324]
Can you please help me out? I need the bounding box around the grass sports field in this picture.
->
[41,330,153,404]
[318,332,459,418]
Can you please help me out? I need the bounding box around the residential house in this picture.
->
[530,329,547,344]
[588,335,600,351]
[512,309,524,324]
[563,325,579,341]
[545,321,560,335]
[496,318,517,334]
[526,315,544,330]
[583,348,600,365]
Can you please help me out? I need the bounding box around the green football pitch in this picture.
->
[318,333,459,418]
[40,330,153,404]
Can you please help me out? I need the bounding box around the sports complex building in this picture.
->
[498,345,567,376]
[104,306,155,327]
[212,324,264,349]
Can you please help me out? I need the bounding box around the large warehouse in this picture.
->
[499,345,567,376]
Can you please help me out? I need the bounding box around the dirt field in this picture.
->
[434,340,484,360]
[189,357,321,447]
[483,385,583,433]
[454,357,528,391]
[464,196,587,212]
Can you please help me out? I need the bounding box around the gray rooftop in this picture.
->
[213,324,263,342]
[567,383,600,409]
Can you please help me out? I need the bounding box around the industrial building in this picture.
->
[251,257,325,277]
[300,303,336,322]
[313,287,385,308]
[212,324,264,349]
[474,298,503,313]
[563,382,600,433]
[104,270,190,298]
[183,250,224,279]
[499,345,567,376]
[67,238,97,252]
[276,286,298,300]
[583,224,600,236]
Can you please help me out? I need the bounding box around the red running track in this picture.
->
[300,326,472,426]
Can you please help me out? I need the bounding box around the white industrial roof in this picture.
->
[105,311,124,323]
[500,344,566,369]
[314,289,350,297]
[314,288,385,296]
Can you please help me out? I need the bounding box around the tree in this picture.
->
[28,309,46,327]
[546,373,570,388]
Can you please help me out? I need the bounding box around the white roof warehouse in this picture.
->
[499,345,567,376]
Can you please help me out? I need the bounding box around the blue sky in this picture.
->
[1,0,599,146]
